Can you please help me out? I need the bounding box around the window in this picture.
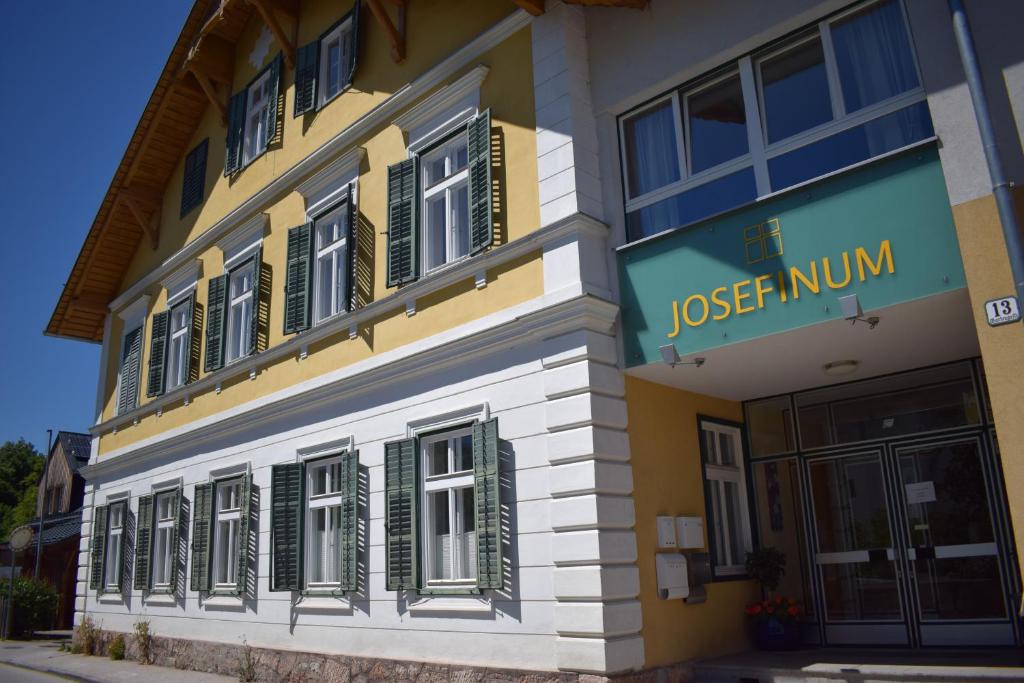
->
[620,0,928,241]
[422,428,477,585]
[180,138,208,217]
[243,70,273,165]
[269,451,358,593]
[383,418,501,593]
[385,110,492,288]
[701,420,752,576]
[213,478,243,588]
[313,202,350,323]
[421,135,471,273]
[225,56,281,175]
[104,502,125,590]
[46,486,63,515]
[306,458,345,587]
[225,261,255,364]
[151,491,177,588]
[165,301,190,390]
[319,20,354,107]
[293,5,361,117]
[116,325,143,416]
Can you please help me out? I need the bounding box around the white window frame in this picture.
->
[318,18,353,108]
[419,133,471,274]
[701,420,753,576]
[104,502,125,591]
[619,0,926,224]
[312,201,349,324]
[421,425,477,587]
[225,260,255,364]
[212,477,243,589]
[243,69,273,165]
[151,490,177,589]
[304,455,346,590]
[165,300,191,391]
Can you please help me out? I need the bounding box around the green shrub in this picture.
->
[0,576,57,638]
[133,620,153,664]
[73,616,102,655]
[109,634,126,660]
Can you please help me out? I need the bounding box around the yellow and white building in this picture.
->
[48,0,1024,678]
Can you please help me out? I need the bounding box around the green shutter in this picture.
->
[235,474,252,595]
[191,483,213,592]
[248,249,263,356]
[340,450,359,592]
[183,292,200,384]
[346,184,358,312]
[294,41,319,117]
[169,488,182,590]
[283,223,314,334]
[474,418,502,589]
[224,91,247,176]
[134,495,154,591]
[266,53,282,145]
[270,463,304,591]
[115,501,128,592]
[345,0,361,89]
[89,505,108,593]
[467,109,493,255]
[386,158,419,288]
[384,438,418,591]
[180,138,208,217]
[118,326,143,415]
[204,274,228,372]
[146,311,170,398]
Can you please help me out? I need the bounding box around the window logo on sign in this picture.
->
[744,218,784,265]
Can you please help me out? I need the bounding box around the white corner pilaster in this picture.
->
[533,0,604,228]
[543,328,644,675]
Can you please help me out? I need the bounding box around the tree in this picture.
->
[0,439,45,539]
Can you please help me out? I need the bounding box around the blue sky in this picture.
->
[0,2,192,454]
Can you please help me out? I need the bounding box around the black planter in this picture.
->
[750,616,802,650]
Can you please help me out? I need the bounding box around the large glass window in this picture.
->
[104,503,125,590]
[422,428,477,584]
[306,457,345,587]
[701,420,752,576]
[166,301,190,390]
[152,491,177,588]
[213,478,242,588]
[421,135,471,273]
[313,203,349,323]
[225,261,255,363]
[620,0,926,242]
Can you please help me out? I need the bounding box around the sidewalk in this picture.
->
[0,638,234,683]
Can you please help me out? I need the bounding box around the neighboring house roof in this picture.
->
[56,431,92,472]
[0,511,82,551]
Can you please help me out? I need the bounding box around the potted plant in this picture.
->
[744,547,802,650]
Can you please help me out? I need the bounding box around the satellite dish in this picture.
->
[9,525,34,552]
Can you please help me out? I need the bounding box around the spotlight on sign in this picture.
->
[838,294,879,329]
[659,344,705,369]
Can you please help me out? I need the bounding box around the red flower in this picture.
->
[745,603,763,616]
[774,595,784,605]
[765,605,776,614]
[787,605,800,617]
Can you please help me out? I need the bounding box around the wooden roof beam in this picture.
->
[70,291,112,315]
[184,32,234,85]
[190,68,229,125]
[366,0,406,63]
[120,195,161,250]
[248,0,297,69]
[511,0,544,15]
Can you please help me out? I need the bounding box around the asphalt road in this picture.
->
[0,663,75,682]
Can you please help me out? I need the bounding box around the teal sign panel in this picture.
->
[619,146,966,368]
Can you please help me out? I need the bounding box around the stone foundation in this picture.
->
[79,630,693,682]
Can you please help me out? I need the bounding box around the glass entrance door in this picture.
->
[894,437,1015,646]
[807,449,910,644]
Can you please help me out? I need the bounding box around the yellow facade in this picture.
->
[951,187,1024,576]
[623,376,757,668]
[99,1,540,452]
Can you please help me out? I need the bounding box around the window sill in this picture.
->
[97,593,124,604]
[144,593,177,607]
[202,593,244,611]
[408,592,490,614]
[294,594,352,612]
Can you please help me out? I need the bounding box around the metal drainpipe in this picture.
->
[948,0,1024,305]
